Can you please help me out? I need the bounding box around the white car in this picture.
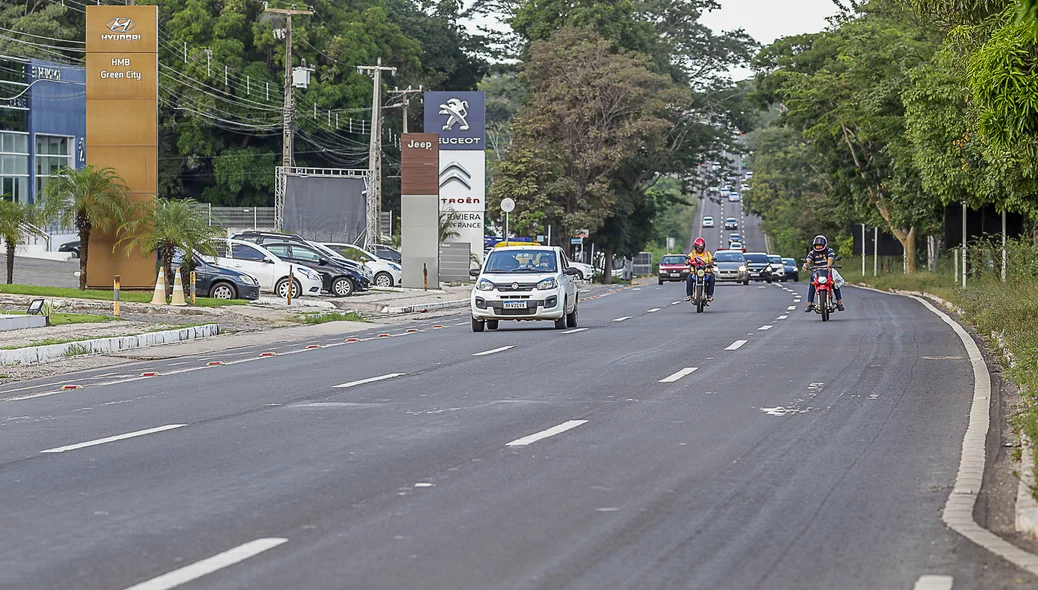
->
[567,261,594,281]
[322,243,401,288]
[212,239,323,298]
[728,193,740,202]
[469,246,581,331]
[703,216,714,228]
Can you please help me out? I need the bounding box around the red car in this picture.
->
[658,254,689,284]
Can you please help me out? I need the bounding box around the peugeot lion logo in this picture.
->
[106,18,135,33]
[439,98,470,131]
[438,161,472,189]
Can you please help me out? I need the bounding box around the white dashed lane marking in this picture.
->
[912,575,953,590]
[647,308,661,313]
[660,367,698,383]
[613,317,631,323]
[776,315,788,320]
[473,346,514,357]
[725,340,747,351]
[506,420,588,447]
[758,325,773,331]
[562,328,588,334]
[120,538,288,590]
[41,424,186,454]
[333,373,405,389]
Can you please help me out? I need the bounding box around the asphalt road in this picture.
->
[696,196,768,255]
[0,280,1032,588]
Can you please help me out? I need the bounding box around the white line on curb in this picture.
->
[506,420,588,447]
[911,295,1038,576]
[473,346,514,357]
[725,340,747,351]
[562,328,588,334]
[120,538,288,590]
[41,424,186,454]
[334,373,405,389]
[758,325,773,331]
[613,317,631,322]
[912,575,953,590]
[660,367,698,383]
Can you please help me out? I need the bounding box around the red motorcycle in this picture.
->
[688,259,714,314]
[807,263,842,322]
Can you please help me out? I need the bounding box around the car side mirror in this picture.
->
[469,268,481,278]
[564,267,581,277]
[262,257,273,264]
[318,258,329,266]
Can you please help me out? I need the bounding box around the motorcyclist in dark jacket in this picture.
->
[802,235,844,312]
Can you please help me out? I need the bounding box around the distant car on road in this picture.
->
[469,246,581,332]
[743,252,773,283]
[728,233,741,244]
[724,218,739,230]
[713,250,749,284]
[728,193,740,202]
[567,261,594,281]
[728,242,745,252]
[703,216,714,228]
[658,254,689,284]
[782,257,800,282]
[58,240,80,258]
[767,254,786,282]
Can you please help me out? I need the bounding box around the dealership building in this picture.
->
[0,55,86,204]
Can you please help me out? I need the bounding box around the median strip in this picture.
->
[473,346,514,357]
[333,373,405,389]
[120,538,288,590]
[659,367,698,383]
[40,424,186,454]
[506,420,588,447]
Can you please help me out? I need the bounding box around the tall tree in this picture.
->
[0,200,48,284]
[39,166,132,290]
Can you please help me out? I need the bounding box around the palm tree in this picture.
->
[39,165,131,290]
[0,199,49,284]
[439,208,462,243]
[117,198,221,298]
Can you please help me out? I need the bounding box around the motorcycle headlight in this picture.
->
[817,276,828,284]
[738,265,747,272]
[476,279,494,291]
[696,268,705,277]
[536,277,559,290]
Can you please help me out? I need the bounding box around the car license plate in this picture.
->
[671,272,681,277]
[503,301,526,309]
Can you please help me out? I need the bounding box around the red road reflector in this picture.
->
[306,345,321,349]
[206,361,224,366]
[345,337,359,343]
[60,384,82,391]
[378,334,391,338]
[260,352,277,357]
[433,325,445,329]
[406,329,419,333]
[140,372,159,377]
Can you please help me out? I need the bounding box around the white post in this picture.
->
[861,223,866,277]
[1002,209,1007,282]
[962,201,967,288]
[547,225,552,247]
[954,247,959,284]
[504,212,509,245]
[873,227,878,277]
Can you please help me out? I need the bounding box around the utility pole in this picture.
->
[388,85,423,134]
[358,58,396,249]
[265,6,312,168]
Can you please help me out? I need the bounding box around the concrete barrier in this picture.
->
[0,324,220,366]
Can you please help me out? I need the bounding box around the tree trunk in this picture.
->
[6,239,14,284]
[603,247,614,285]
[162,248,174,299]
[78,228,90,290]
[895,227,917,273]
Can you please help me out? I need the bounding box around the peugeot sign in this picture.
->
[424,91,485,151]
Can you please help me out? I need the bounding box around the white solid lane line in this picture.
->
[759,325,773,331]
[912,575,953,590]
[507,420,588,447]
[647,308,661,313]
[725,340,747,351]
[121,538,288,590]
[562,328,588,334]
[660,367,698,383]
[613,317,632,322]
[333,373,405,389]
[41,424,187,454]
[473,346,514,357]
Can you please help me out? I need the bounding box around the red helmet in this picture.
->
[693,237,706,251]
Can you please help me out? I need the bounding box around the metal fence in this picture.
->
[189,204,276,230]
[633,252,653,276]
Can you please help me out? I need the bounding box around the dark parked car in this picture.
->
[172,253,261,300]
[782,257,800,282]
[59,240,80,258]
[262,242,371,297]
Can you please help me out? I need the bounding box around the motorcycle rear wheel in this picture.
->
[820,291,830,321]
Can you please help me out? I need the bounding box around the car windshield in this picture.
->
[744,253,769,263]
[485,250,557,273]
[661,255,686,265]
[783,258,795,265]
[769,256,782,263]
[714,252,743,262]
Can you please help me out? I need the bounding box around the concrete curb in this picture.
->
[0,324,220,366]
[379,299,469,314]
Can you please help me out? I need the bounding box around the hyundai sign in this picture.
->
[423,91,485,151]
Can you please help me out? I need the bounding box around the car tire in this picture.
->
[374,272,394,288]
[566,302,578,328]
[554,302,568,329]
[658,278,664,285]
[471,317,484,332]
[209,281,237,300]
[275,277,303,299]
[332,276,355,297]
[486,320,499,330]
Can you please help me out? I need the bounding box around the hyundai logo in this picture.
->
[106,18,136,33]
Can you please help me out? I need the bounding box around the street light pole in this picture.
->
[265,6,312,168]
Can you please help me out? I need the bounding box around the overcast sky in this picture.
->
[701,0,841,80]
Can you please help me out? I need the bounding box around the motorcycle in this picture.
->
[807,262,843,322]
[688,260,714,313]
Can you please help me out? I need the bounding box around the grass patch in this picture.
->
[48,313,122,326]
[297,311,368,324]
[0,284,248,307]
[63,344,90,357]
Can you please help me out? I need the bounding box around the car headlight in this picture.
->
[738,265,747,272]
[389,263,401,271]
[238,274,258,285]
[817,276,828,284]
[476,279,494,291]
[536,277,559,290]
[297,267,319,281]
